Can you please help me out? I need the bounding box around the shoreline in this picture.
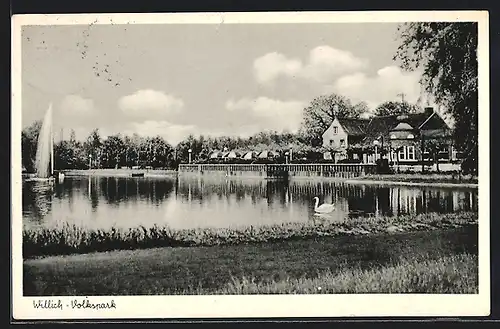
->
[23,212,478,259]
[49,169,479,188]
[62,169,177,178]
[344,178,478,189]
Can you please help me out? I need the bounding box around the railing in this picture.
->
[178,163,377,178]
[180,164,267,172]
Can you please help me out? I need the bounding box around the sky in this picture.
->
[21,22,431,145]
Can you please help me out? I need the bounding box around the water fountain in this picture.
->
[34,103,54,179]
[32,103,64,182]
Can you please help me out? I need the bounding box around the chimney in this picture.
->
[424,107,434,116]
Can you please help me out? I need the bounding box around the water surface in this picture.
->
[22,175,478,230]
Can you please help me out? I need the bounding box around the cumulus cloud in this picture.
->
[58,95,95,117]
[55,95,99,138]
[253,52,302,85]
[118,89,184,120]
[253,46,367,85]
[226,97,305,132]
[332,66,422,112]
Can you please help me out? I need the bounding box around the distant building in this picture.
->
[321,107,459,169]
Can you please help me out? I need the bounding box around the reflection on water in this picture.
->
[22,176,478,230]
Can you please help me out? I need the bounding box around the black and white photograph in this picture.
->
[12,11,489,319]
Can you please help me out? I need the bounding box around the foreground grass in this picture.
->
[23,212,478,258]
[216,253,478,294]
[356,173,478,185]
[24,226,477,295]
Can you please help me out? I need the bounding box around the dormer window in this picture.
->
[333,127,338,134]
[407,134,414,139]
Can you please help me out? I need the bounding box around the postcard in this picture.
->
[11,10,490,320]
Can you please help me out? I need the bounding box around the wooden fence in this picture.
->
[178,163,377,179]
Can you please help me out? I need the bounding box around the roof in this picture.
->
[209,151,222,158]
[337,118,370,136]
[393,122,414,131]
[396,111,449,130]
[323,109,450,148]
[364,115,400,139]
[418,112,450,130]
[258,150,279,158]
[421,129,451,138]
[360,111,449,147]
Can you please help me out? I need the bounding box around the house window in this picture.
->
[329,139,335,146]
[398,146,416,161]
[333,127,338,134]
[398,148,405,161]
[423,150,431,161]
[407,146,415,160]
[340,139,345,147]
[438,146,450,161]
[451,146,457,160]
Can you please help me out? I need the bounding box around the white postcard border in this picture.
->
[11,10,490,320]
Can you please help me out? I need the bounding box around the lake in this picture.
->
[22,175,478,230]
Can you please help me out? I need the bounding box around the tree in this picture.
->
[175,134,197,164]
[54,140,78,169]
[69,129,76,143]
[394,22,478,174]
[102,134,125,168]
[301,93,368,143]
[21,121,42,172]
[84,129,103,168]
[422,137,450,173]
[148,136,173,168]
[374,101,420,116]
[353,101,370,117]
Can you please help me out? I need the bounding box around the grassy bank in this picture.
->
[354,173,478,185]
[23,226,478,295]
[23,212,478,258]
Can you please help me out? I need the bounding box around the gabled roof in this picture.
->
[365,115,400,136]
[393,122,414,131]
[401,113,432,129]
[323,109,450,147]
[418,112,450,130]
[359,111,449,147]
[337,118,370,136]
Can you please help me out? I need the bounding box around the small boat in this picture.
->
[131,172,145,178]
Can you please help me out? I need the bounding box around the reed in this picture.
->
[23,212,478,258]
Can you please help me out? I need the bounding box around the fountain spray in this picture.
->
[34,103,54,178]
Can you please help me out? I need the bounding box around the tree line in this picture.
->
[21,125,330,171]
[22,22,478,174]
[20,98,430,172]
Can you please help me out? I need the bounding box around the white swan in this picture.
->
[313,197,335,214]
